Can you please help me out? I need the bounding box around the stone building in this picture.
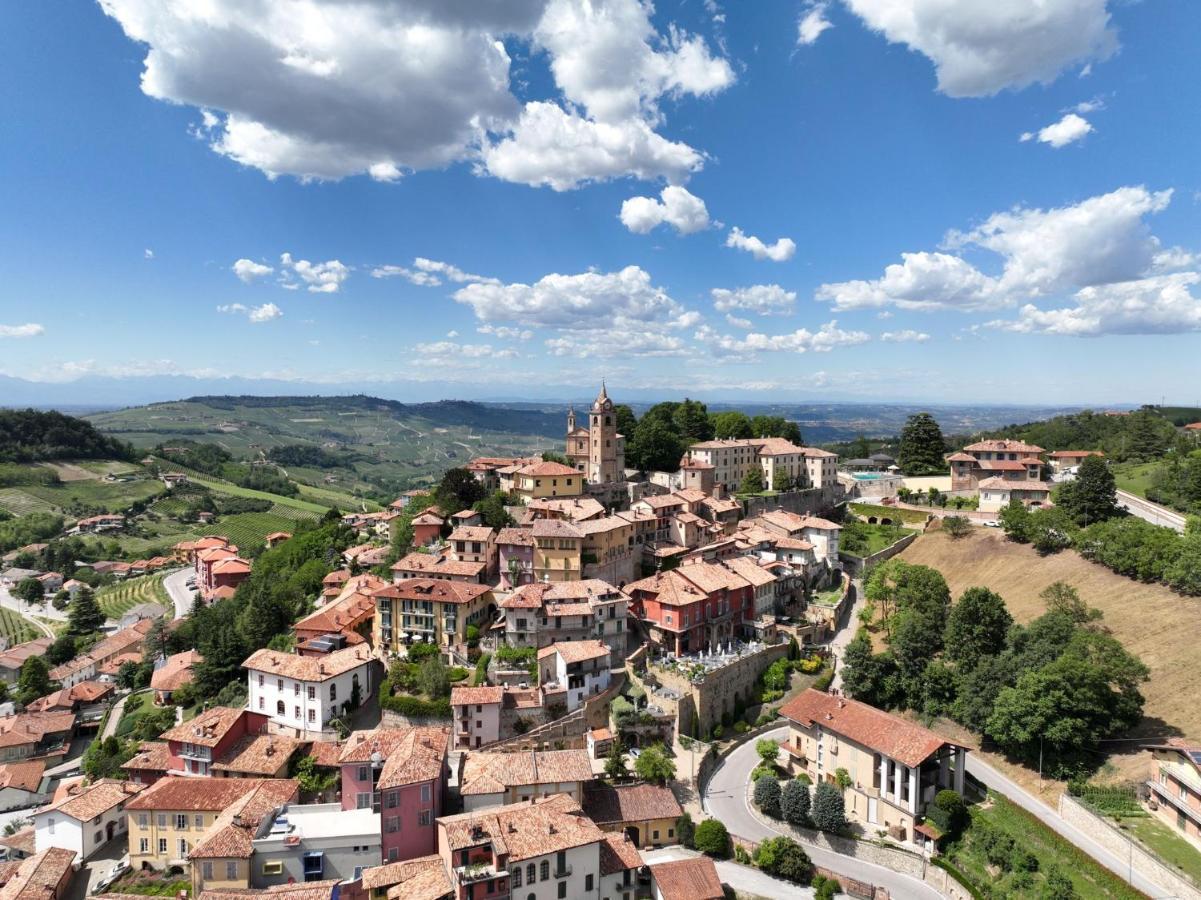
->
[566,383,626,485]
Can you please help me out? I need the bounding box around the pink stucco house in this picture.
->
[496,527,535,590]
[338,726,450,863]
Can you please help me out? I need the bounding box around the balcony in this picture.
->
[455,862,506,884]
[554,865,572,878]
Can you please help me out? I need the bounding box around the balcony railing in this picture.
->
[455,862,506,884]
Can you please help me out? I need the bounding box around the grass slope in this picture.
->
[0,608,39,645]
[900,529,1200,781]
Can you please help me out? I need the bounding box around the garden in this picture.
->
[378,643,469,719]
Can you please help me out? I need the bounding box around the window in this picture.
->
[258,674,264,686]
[652,830,659,841]
[195,814,204,828]
[668,828,674,838]
[139,838,149,854]
[558,883,567,899]
[179,839,189,857]
[176,814,188,830]
[258,697,264,710]
[418,810,431,826]
[277,700,286,716]
[358,766,369,782]
[294,682,299,695]
[585,874,594,891]
[386,816,399,833]
[158,839,167,855]
[226,861,238,880]
[386,790,399,808]
[138,814,148,828]
[421,783,431,804]
[556,851,566,875]
[513,868,522,888]
[356,793,372,809]
[263,862,283,876]
[307,708,316,722]
[202,862,214,880]
[330,683,337,701]
[388,848,399,862]
[526,864,536,884]
[540,861,549,881]
[307,685,316,700]
[157,814,167,828]
[277,679,283,690]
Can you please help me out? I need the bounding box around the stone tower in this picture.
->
[587,382,623,484]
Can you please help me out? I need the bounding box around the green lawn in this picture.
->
[947,794,1145,900]
[96,573,172,620]
[844,523,915,556]
[810,587,845,607]
[0,607,40,644]
[1118,815,1201,886]
[1111,461,1159,498]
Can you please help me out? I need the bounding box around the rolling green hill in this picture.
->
[86,394,563,496]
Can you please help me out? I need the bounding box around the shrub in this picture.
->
[759,688,785,703]
[407,642,439,662]
[762,659,792,691]
[380,694,451,718]
[756,738,781,766]
[753,836,813,884]
[677,812,695,850]
[781,778,812,826]
[693,819,730,858]
[754,775,782,818]
[812,874,839,900]
[798,655,823,674]
[751,765,777,783]
[711,725,723,740]
[447,667,469,682]
[733,844,750,864]
[926,789,968,836]
[733,721,748,734]
[813,668,835,692]
[811,782,846,833]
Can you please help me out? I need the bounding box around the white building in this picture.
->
[536,640,610,712]
[244,645,374,738]
[685,438,839,495]
[34,779,144,860]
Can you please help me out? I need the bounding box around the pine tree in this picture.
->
[67,587,105,635]
[753,774,782,818]
[897,413,946,475]
[1056,455,1121,526]
[781,778,811,826]
[811,782,846,832]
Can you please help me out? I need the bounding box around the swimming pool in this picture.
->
[852,473,885,480]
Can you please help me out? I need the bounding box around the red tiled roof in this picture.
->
[126,776,297,813]
[649,858,724,900]
[780,689,953,767]
[450,686,504,707]
[582,782,682,826]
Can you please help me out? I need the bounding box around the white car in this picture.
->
[91,856,130,895]
[982,520,1001,528]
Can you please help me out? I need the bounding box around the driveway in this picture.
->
[642,846,816,898]
[965,756,1162,897]
[826,579,862,692]
[702,726,941,900]
[69,835,128,900]
[162,567,196,619]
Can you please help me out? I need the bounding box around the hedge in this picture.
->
[380,694,451,718]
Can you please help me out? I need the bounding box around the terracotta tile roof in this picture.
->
[322,570,351,587]
[26,680,114,713]
[121,742,173,774]
[498,583,549,609]
[962,439,1045,454]
[126,776,297,813]
[448,526,494,543]
[944,452,977,462]
[307,740,344,768]
[0,847,77,900]
[543,580,621,601]
[0,828,34,858]
[439,794,602,861]
[374,578,491,605]
[390,554,486,579]
[293,588,376,638]
[543,601,591,617]
[720,555,777,588]
[599,832,642,876]
[49,620,153,681]
[623,570,707,607]
[977,459,1031,472]
[338,727,448,789]
[38,778,144,822]
[528,497,606,521]
[780,689,953,767]
[188,780,299,859]
[241,644,372,682]
[516,461,579,477]
[700,497,741,514]
[0,711,76,749]
[0,639,53,671]
[495,527,536,547]
[976,477,1051,492]
[575,516,632,536]
[530,519,583,539]
[649,857,724,900]
[450,686,504,707]
[160,706,245,747]
[211,734,302,776]
[582,782,682,826]
[1048,450,1104,458]
[198,881,340,900]
[150,650,202,693]
[0,761,45,794]
[381,856,452,900]
[676,562,749,595]
[636,494,686,512]
[756,437,807,456]
[459,750,593,796]
[537,640,609,665]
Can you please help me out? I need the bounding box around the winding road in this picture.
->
[702,726,942,900]
[162,566,197,619]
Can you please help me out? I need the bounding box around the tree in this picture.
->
[67,586,105,635]
[13,578,44,606]
[999,498,1032,542]
[753,774,782,818]
[942,515,971,539]
[633,743,676,784]
[840,631,893,707]
[781,778,812,826]
[755,738,781,768]
[83,736,132,780]
[676,812,695,849]
[712,411,753,440]
[292,754,337,797]
[1056,455,1121,526]
[811,782,846,832]
[925,789,968,837]
[693,819,730,858]
[628,418,686,473]
[434,467,486,514]
[1028,507,1074,555]
[418,655,451,700]
[1039,582,1098,623]
[1040,865,1078,900]
[753,836,813,884]
[740,468,765,494]
[16,655,54,705]
[897,413,946,475]
[944,587,1013,671]
[46,634,77,666]
[834,767,852,790]
[672,399,714,443]
[472,491,513,530]
[604,738,629,781]
[613,404,638,442]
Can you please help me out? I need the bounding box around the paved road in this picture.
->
[965,756,1165,897]
[1116,489,1187,532]
[101,689,149,741]
[0,586,59,639]
[827,579,862,692]
[642,846,816,898]
[702,726,941,900]
[162,567,197,619]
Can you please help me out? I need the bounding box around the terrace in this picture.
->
[648,640,771,685]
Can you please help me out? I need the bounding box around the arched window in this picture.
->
[276,700,285,716]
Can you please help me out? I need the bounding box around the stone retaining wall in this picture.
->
[839,532,918,576]
[1059,793,1201,900]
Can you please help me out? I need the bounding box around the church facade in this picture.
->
[566,383,626,485]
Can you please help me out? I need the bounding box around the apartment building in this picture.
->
[447,527,497,581]
[946,439,1045,491]
[624,561,754,655]
[531,519,583,583]
[685,438,839,496]
[372,579,493,652]
[778,690,968,846]
[511,461,585,505]
[537,641,611,712]
[450,686,504,750]
[244,645,375,738]
[1145,740,1201,850]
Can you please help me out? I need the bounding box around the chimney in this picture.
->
[548,823,557,835]
[825,712,833,720]
[837,699,845,709]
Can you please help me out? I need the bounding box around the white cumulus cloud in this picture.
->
[279,253,349,293]
[233,259,274,283]
[217,303,282,323]
[992,273,1201,336]
[413,341,518,360]
[726,227,796,262]
[372,258,497,287]
[1021,112,1093,148]
[695,321,869,354]
[880,329,931,342]
[711,284,797,316]
[797,3,834,45]
[842,0,1118,97]
[620,186,710,235]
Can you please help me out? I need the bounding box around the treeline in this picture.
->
[0,409,135,463]
[1143,450,1201,515]
[0,512,65,552]
[843,560,1147,777]
[154,440,298,496]
[1000,456,1201,595]
[266,444,350,469]
[961,407,1177,462]
[619,399,803,472]
[190,513,354,700]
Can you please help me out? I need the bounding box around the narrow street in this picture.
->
[162,567,196,620]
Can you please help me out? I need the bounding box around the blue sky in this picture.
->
[2,0,1200,405]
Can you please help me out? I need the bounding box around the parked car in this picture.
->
[982,520,1001,528]
[91,856,129,894]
